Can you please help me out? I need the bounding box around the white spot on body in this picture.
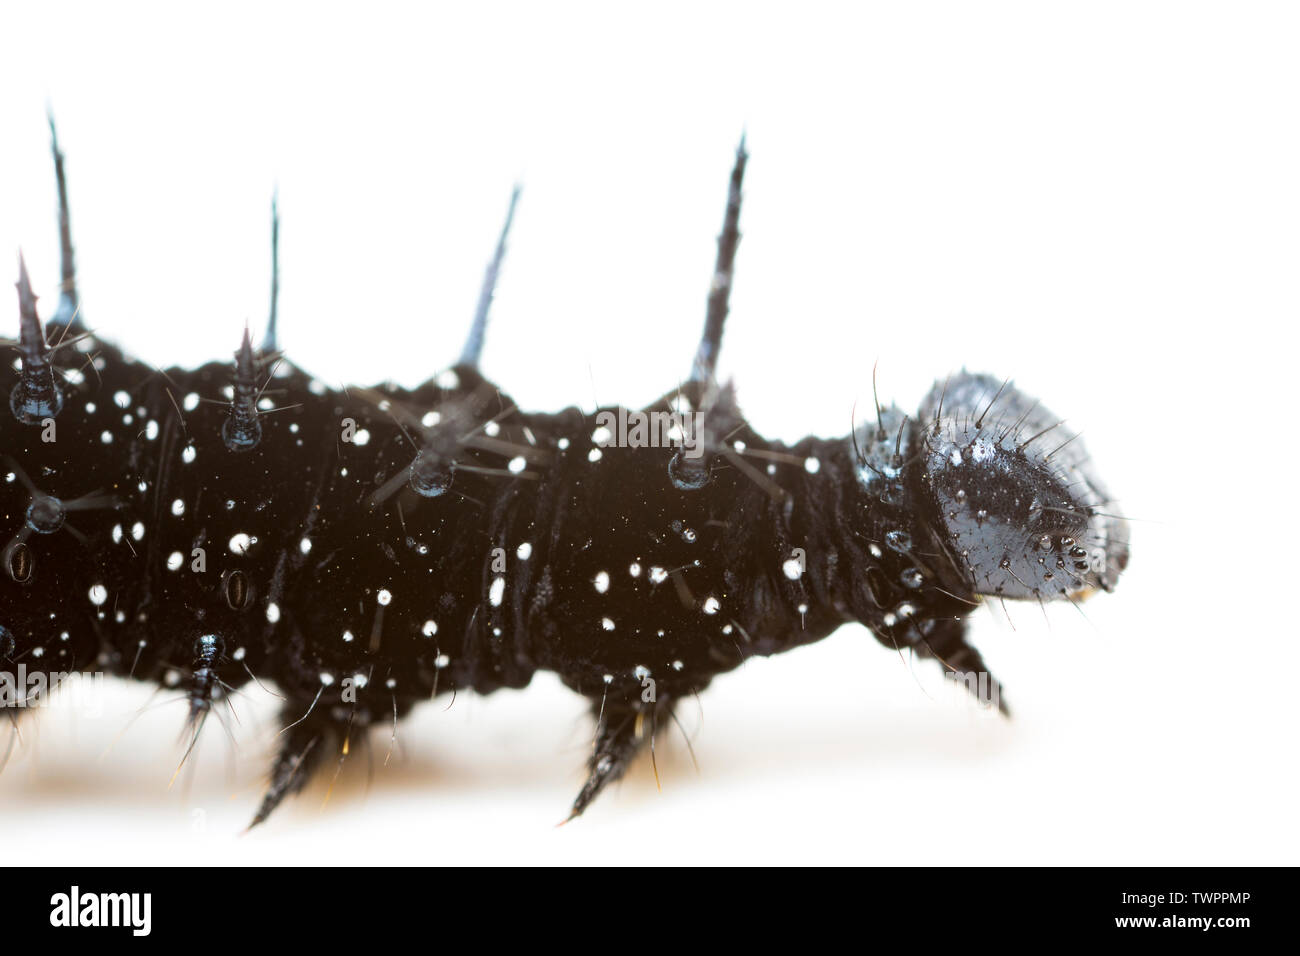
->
[88,584,108,606]
[489,577,505,606]
[229,533,252,555]
[593,571,610,593]
[516,542,532,560]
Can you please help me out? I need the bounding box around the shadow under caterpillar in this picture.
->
[0,122,1130,827]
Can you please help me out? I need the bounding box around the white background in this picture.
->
[0,1,1296,865]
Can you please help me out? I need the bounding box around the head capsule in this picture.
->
[909,372,1129,602]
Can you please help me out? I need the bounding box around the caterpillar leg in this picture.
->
[247,698,336,829]
[565,697,674,822]
[915,618,1010,716]
[0,707,26,775]
[168,634,226,783]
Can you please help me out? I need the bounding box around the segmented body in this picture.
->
[1,345,939,705]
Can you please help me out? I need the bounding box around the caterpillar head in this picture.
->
[909,372,1129,603]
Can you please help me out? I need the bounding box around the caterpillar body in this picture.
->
[0,126,1130,827]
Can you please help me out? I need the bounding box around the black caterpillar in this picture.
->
[1,124,1130,827]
